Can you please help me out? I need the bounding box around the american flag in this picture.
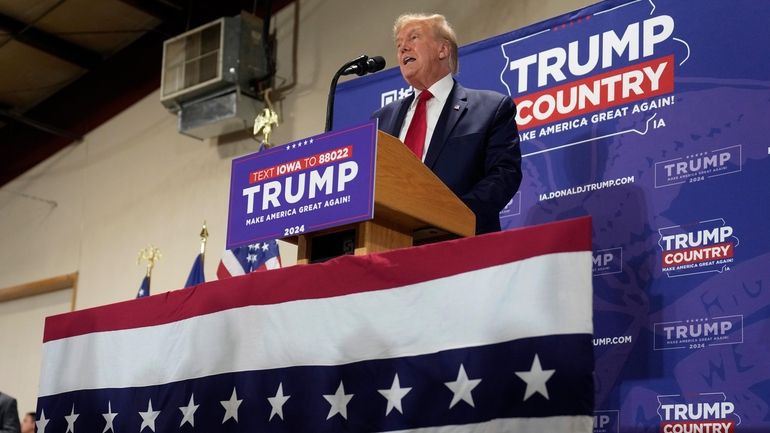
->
[136,275,150,298]
[183,253,205,288]
[37,217,593,433]
[217,240,281,280]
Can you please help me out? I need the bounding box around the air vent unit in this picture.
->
[160,13,267,111]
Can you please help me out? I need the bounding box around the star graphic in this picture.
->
[36,410,49,433]
[323,381,354,420]
[267,383,291,421]
[309,138,314,144]
[515,353,556,401]
[377,373,412,415]
[179,394,199,427]
[262,243,269,251]
[65,404,79,433]
[102,401,118,433]
[220,387,243,423]
[444,364,481,408]
[139,399,161,432]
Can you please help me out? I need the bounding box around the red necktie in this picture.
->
[404,90,433,159]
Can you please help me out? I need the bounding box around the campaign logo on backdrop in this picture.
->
[655,145,742,188]
[594,410,620,433]
[593,247,623,276]
[654,315,744,351]
[657,218,739,278]
[497,1,688,156]
[657,393,741,433]
[499,192,522,220]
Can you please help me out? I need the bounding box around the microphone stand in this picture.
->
[325,55,368,132]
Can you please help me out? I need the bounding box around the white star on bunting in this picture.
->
[179,394,200,427]
[268,382,291,421]
[102,401,118,433]
[323,381,354,420]
[139,399,160,432]
[444,364,482,408]
[36,410,50,433]
[221,387,243,423]
[515,353,555,400]
[65,404,79,433]
[378,373,412,415]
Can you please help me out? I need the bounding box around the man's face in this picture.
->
[395,21,449,90]
[22,414,35,433]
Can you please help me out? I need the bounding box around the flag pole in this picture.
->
[138,245,161,279]
[137,245,161,297]
[199,221,209,263]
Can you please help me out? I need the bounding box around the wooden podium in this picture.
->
[286,131,475,264]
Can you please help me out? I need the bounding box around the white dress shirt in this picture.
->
[398,73,454,161]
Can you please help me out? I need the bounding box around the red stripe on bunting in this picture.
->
[43,216,591,342]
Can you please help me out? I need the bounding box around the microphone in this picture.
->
[326,55,387,132]
[341,56,386,76]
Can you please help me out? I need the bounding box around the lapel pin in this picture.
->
[453,105,460,111]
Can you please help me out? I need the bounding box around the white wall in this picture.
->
[0,290,71,419]
[0,0,595,417]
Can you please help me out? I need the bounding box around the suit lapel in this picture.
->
[424,81,467,169]
[383,94,413,137]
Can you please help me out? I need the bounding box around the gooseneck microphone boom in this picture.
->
[326,55,386,132]
[342,56,386,76]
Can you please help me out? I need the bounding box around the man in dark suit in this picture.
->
[0,392,20,433]
[372,13,521,234]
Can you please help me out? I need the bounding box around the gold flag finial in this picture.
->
[199,221,209,256]
[138,245,162,278]
[253,88,280,147]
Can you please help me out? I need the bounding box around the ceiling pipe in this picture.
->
[0,108,83,142]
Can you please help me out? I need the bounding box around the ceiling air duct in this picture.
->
[160,13,268,139]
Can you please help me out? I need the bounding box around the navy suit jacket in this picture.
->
[372,81,522,234]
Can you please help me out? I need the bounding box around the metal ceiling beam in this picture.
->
[0,12,101,69]
[0,105,82,142]
[116,0,185,23]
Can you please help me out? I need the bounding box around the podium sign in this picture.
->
[226,121,378,249]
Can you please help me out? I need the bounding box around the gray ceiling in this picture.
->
[0,0,291,186]
[0,0,159,115]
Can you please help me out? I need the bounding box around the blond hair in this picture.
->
[393,13,458,74]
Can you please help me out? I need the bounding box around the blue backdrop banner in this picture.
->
[335,1,770,432]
